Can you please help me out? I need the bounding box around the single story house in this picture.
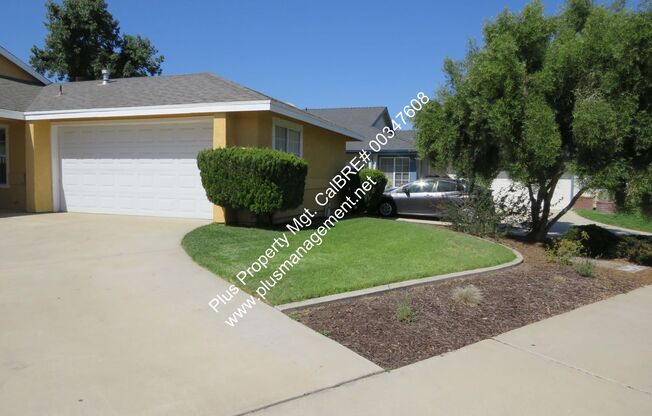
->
[306,107,436,187]
[0,46,365,222]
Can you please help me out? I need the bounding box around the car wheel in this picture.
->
[379,200,395,217]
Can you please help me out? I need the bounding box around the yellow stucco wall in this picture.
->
[0,54,41,82]
[25,121,52,212]
[225,111,350,221]
[0,119,27,210]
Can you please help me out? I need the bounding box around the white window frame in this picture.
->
[379,156,410,187]
[0,124,9,188]
[272,117,303,157]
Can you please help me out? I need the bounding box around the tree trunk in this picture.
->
[526,187,587,242]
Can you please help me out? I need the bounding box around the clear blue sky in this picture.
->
[2,0,620,116]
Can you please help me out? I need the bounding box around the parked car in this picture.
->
[378,177,468,218]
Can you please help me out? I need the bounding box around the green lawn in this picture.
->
[575,209,652,233]
[182,217,516,305]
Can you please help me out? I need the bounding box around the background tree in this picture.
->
[30,0,164,81]
[415,0,651,241]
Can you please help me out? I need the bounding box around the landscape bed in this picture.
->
[182,217,516,305]
[288,238,652,369]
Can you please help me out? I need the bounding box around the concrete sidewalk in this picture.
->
[251,286,652,415]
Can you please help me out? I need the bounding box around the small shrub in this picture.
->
[452,284,483,307]
[563,224,620,258]
[547,233,587,265]
[197,147,308,222]
[442,186,501,237]
[319,329,332,337]
[358,168,388,213]
[552,275,567,283]
[575,258,597,277]
[340,168,387,214]
[395,296,415,323]
[616,236,652,266]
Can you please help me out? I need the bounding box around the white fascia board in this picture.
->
[0,45,50,85]
[0,109,25,120]
[270,101,367,142]
[23,100,272,121]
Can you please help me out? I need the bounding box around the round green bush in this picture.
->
[340,168,388,213]
[358,168,388,213]
[197,147,308,218]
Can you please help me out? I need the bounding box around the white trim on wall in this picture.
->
[270,101,365,141]
[25,100,271,121]
[0,45,50,85]
[0,124,9,188]
[0,109,25,120]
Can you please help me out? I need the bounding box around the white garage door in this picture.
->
[56,119,213,219]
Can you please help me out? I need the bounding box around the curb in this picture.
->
[276,241,523,312]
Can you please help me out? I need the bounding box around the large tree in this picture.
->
[30,0,164,81]
[415,0,652,241]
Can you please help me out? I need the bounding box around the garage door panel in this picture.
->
[58,120,213,219]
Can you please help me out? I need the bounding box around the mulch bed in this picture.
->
[287,238,652,369]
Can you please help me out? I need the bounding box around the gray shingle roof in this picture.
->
[306,107,387,136]
[0,77,44,112]
[26,73,270,112]
[307,106,417,153]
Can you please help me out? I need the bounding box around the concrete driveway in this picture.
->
[0,213,380,415]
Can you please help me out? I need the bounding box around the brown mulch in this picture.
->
[288,238,652,369]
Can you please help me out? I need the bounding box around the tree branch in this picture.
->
[545,187,588,232]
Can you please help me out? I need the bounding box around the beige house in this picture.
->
[0,46,363,222]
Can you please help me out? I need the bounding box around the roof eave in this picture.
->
[0,108,25,120]
[0,45,50,85]
[20,100,366,141]
[270,101,366,141]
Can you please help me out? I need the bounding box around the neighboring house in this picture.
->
[308,105,580,210]
[306,107,437,187]
[491,172,581,210]
[0,46,364,222]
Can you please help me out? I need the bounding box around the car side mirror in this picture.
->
[403,187,410,196]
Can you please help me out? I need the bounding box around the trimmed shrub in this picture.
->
[563,224,620,258]
[340,168,387,214]
[197,147,308,220]
[358,168,388,213]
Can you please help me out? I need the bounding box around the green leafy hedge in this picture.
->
[340,168,387,213]
[197,147,308,217]
[563,224,652,266]
[359,168,388,213]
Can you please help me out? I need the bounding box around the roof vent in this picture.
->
[101,69,110,85]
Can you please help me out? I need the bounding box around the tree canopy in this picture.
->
[414,0,652,240]
[30,0,164,81]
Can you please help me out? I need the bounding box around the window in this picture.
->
[437,180,458,192]
[406,180,435,193]
[273,119,302,157]
[379,157,410,187]
[0,126,7,187]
